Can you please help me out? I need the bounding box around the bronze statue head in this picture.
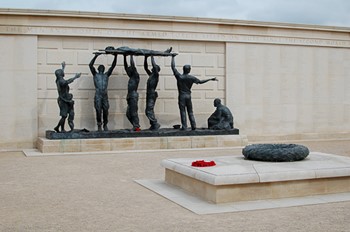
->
[183,65,191,74]
[98,65,105,73]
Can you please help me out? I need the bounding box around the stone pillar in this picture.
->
[0,35,38,149]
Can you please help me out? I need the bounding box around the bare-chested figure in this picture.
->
[89,53,117,131]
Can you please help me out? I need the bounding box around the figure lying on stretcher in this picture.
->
[96,46,174,56]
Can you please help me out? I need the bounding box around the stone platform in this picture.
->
[38,132,247,153]
[161,152,350,203]
[46,128,239,139]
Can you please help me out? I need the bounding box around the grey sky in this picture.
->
[0,0,349,27]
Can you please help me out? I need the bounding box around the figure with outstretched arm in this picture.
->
[144,55,161,130]
[171,54,217,130]
[89,53,117,131]
[124,54,141,131]
[54,61,81,132]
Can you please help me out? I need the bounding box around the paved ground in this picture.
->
[1,139,350,232]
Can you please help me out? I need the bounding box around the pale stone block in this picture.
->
[164,54,192,67]
[37,50,47,65]
[205,68,224,76]
[93,38,121,50]
[38,36,62,49]
[0,35,37,149]
[38,64,59,74]
[216,76,225,90]
[37,138,61,153]
[77,76,96,90]
[77,50,95,65]
[110,138,135,150]
[190,91,203,99]
[47,50,76,65]
[157,91,176,99]
[191,136,217,148]
[325,177,350,193]
[61,140,81,153]
[279,74,297,104]
[45,76,58,90]
[205,91,225,99]
[191,54,216,67]
[192,80,216,90]
[163,153,350,203]
[62,37,91,50]
[136,137,162,150]
[37,74,47,90]
[217,135,248,147]
[167,137,191,149]
[41,145,62,153]
[80,139,111,152]
[217,54,225,68]
[205,43,225,54]
[179,43,204,53]
[164,77,177,90]
[192,99,217,112]
[163,100,179,114]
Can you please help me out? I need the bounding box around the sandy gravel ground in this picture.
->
[0,139,350,232]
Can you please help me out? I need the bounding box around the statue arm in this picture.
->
[123,54,128,72]
[144,56,152,75]
[130,55,135,68]
[89,54,99,76]
[66,73,81,84]
[171,55,180,78]
[197,77,218,84]
[151,56,158,74]
[61,61,66,71]
[106,54,117,77]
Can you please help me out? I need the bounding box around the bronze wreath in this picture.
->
[242,144,309,162]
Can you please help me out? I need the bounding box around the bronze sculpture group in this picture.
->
[54,46,234,133]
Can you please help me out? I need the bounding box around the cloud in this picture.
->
[236,0,350,26]
[0,0,349,27]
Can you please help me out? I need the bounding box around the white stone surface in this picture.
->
[135,179,350,215]
[161,152,350,185]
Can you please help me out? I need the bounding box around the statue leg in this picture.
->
[55,100,67,132]
[68,109,75,132]
[146,96,160,130]
[178,95,187,130]
[102,97,109,131]
[95,96,103,131]
[131,97,140,129]
[55,116,66,132]
[126,97,133,126]
[186,97,196,130]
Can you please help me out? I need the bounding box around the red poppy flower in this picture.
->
[191,160,216,167]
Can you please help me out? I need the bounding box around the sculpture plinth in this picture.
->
[46,128,239,140]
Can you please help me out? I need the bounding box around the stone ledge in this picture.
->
[37,134,248,153]
[46,128,239,139]
[162,152,350,203]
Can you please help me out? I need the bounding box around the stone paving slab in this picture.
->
[135,179,350,215]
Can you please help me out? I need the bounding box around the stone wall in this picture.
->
[227,43,350,140]
[0,9,350,149]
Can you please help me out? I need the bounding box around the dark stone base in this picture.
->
[46,128,239,140]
